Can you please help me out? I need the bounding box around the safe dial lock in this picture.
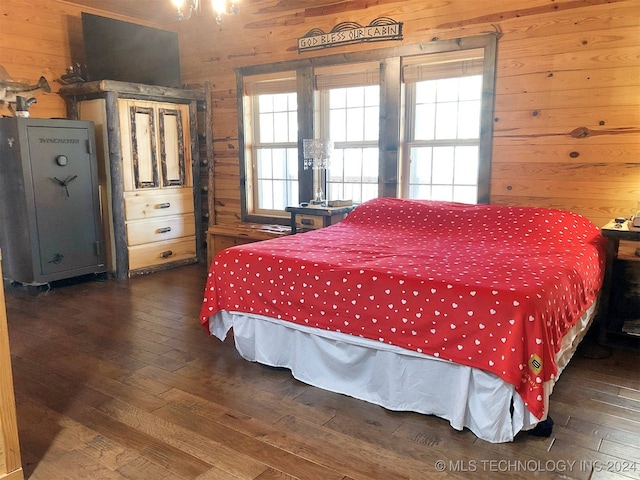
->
[53,174,78,197]
[56,155,68,166]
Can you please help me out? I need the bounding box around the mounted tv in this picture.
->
[81,12,181,88]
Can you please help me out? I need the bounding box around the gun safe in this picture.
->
[0,117,106,284]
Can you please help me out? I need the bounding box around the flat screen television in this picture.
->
[81,12,181,88]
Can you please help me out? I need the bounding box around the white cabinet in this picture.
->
[60,81,204,279]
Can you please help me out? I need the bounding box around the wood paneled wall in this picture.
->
[1,0,639,229]
[0,0,160,119]
[175,0,640,228]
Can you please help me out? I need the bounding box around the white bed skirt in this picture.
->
[208,300,596,443]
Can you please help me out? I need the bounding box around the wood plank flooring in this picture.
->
[4,264,640,480]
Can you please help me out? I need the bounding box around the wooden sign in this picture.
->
[298,17,403,53]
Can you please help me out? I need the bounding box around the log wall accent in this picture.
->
[1,0,638,229]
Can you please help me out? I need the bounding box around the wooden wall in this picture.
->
[1,0,639,230]
[175,0,640,228]
[0,0,161,119]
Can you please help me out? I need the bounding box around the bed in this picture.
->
[199,198,606,442]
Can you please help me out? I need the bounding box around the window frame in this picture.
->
[316,63,382,205]
[403,72,484,203]
[250,91,299,216]
[236,34,497,224]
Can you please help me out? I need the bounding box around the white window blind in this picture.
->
[315,62,380,90]
[244,73,297,96]
[402,48,484,83]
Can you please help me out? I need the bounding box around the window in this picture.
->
[316,64,380,204]
[403,49,485,203]
[238,35,496,224]
[243,74,298,216]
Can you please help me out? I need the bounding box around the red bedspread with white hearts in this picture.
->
[200,198,606,419]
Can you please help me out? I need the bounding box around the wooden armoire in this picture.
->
[60,81,207,279]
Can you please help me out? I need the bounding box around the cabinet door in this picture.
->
[158,106,187,187]
[120,100,191,192]
[129,104,159,189]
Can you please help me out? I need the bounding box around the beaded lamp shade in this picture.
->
[303,138,333,170]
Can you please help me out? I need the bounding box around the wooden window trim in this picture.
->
[237,34,498,223]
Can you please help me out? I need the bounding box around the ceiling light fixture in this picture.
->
[171,0,239,24]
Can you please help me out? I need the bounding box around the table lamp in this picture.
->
[303,138,333,205]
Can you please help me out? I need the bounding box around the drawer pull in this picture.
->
[156,202,171,209]
[160,250,173,258]
[301,218,314,225]
[157,227,172,234]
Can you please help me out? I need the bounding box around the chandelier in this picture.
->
[171,0,239,24]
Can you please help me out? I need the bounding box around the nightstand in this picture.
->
[285,204,355,234]
[598,220,640,345]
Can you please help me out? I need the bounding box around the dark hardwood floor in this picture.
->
[4,263,640,479]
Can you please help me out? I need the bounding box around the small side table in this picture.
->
[598,220,640,344]
[206,223,291,265]
[285,204,355,234]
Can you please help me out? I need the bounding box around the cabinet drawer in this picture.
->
[125,190,194,221]
[126,215,195,246]
[128,236,196,270]
[295,214,325,230]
